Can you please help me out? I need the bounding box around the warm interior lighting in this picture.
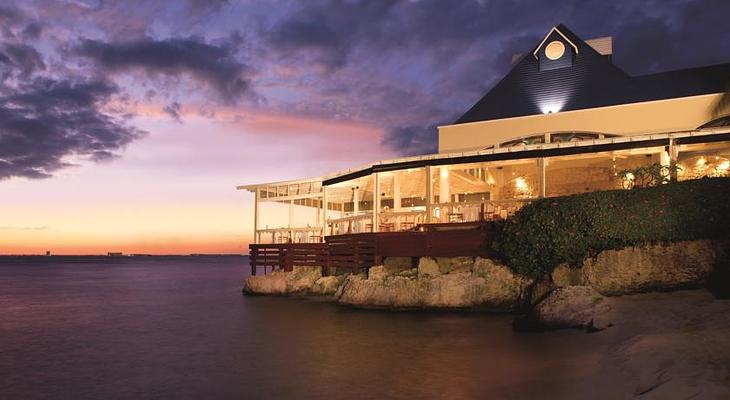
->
[440,168,449,178]
[515,177,529,192]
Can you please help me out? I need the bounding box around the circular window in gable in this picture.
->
[545,40,565,60]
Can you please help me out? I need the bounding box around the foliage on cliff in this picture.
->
[492,177,730,278]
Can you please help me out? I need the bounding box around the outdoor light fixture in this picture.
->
[540,101,564,114]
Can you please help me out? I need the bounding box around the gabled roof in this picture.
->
[454,24,730,125]
[532,26,578,59]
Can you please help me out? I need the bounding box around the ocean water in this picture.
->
[0,257,607,399]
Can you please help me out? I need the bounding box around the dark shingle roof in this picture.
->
[454,24,730,125]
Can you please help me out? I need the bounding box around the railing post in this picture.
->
[250,246,257,276]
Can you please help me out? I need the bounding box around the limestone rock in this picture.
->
[397,268,418,278]
[436,256,474,274]
[583,240,724,295]
[551,264,585,287]
[311,275,346,295]
[243,269,288,295]
[337,257,532,310]
[473,257,534,309]
[535,286,611,330]
[243,265,322,295]
[383,257,413,274]
[418,257,441,277]
[368,265,388,281]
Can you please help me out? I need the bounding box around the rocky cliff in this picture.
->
[243,240,727,318]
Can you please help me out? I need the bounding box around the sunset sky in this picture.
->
[1,0,729,254]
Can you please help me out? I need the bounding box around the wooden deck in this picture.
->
[249,222,493,276]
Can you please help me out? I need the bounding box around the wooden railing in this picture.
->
[249,243,327,276]
[326,233,377,274]
[248,222,493,276]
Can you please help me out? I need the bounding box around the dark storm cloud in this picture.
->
[185,0,231,16]
[21,22,43,40]
[266,0,397,68]
[381,124,440,157]
[606,0,730,74]
[76,37,255,103]
[0,43,46,78]
[0,78,143,180]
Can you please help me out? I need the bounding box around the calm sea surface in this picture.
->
[0,257,608,399]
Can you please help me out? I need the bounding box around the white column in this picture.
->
[288,199,294,243]
[537,158,546,198]
[321,186,328,238]
[669,138,679,181]
[253,188,260,244]
[392,172,401,230]
[373,173,380,232]
[352,186,360,233]
[393,173,401,211]
[353,187,359,214]
[439,167,450,204]
[426,166,433,223]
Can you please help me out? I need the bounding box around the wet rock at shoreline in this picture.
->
[243,266,322,295]
[311,275,346,295]
[534,286,612,330]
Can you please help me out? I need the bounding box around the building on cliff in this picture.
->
[238,24,730,247]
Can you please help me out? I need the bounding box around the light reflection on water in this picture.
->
[0,257,604,399]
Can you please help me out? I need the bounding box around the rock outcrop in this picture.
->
[311,275,346,295]
[581,240,725,295]
[243,266,322,295]
[336,257,532,310]
[534,286,612,330]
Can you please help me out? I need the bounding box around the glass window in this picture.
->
[677,141,730,181]
[545,146,663,197]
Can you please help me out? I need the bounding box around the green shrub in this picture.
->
[492,177,730,279]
